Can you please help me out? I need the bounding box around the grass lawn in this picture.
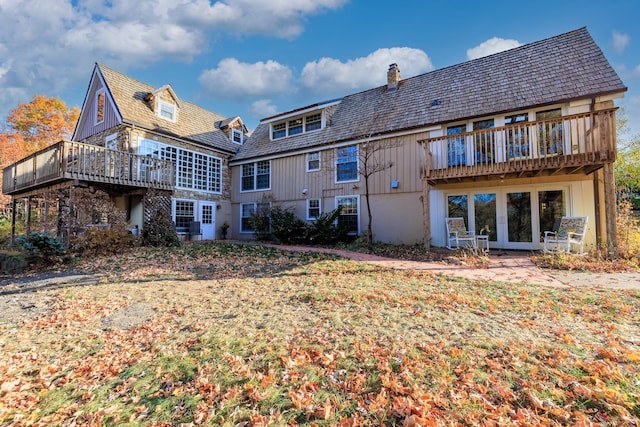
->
[0,242,639,426]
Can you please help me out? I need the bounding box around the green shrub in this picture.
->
[72,226,140,257]
[142,211,180,247]
[304,207,351,245]
[248,208,272,241]
[269,207,307,244]
[16,232,66,264]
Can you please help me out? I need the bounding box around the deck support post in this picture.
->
[422,180,431,250]
[25,196,32,236]
[10,197,16,247]
[603,162,617,258]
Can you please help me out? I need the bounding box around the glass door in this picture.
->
[538,190,566,242]
[474,193,497,241]
[506,192,532,246]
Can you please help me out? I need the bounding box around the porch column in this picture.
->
[603,162,617,257]
[25,196,32,236]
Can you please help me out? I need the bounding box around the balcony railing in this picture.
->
[419,109,617,184]
[2,141,175,195]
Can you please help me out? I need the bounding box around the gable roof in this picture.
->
[234,27,626,162]
[94,64,239,154]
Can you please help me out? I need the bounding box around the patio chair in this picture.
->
[543,216,588,254]
[446,217,476,250]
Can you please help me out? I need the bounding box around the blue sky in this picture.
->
[0,0,639,137]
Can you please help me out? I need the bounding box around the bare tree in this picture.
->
[357,133,398,250]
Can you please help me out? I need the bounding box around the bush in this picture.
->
[72,226,140,257]
[269,207,307,244]
[16,232,66,264]
[142,211,180,247]
[248,206,272,241]
[0,250,27,275]
[617,198,640,260]
[304,207,352,245]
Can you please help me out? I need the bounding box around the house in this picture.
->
[3,63,246,241]
[2,28,627,252]
[230,28,626,251]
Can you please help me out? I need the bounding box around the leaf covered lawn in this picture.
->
[1,242,639,426]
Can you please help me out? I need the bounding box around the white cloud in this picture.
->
[0,0,346,123]
[466,37,521,60]
[199,59,294,98]
[613,30,630,54]
[174,0,349,39]
[299,47,432,95]
[250,99,278,118]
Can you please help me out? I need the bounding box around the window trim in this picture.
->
[270,111,324,140]
[335,195,360,235]
[306,151,320,172]
[240,160,271,193]
[139,138,222,194]
[172,198,196,233]
[95,89,105,125]
[335,145,359,183]
[306,198,321,220]
[240,202,271,233]
[232,128,244,144]
[158,100,177,122]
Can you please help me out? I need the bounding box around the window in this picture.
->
[505,113,530,159]
[447,125,466,166]
[241,161,271,192]
[159,101,176,122]
[288,118,303,135]
[305,113,322,131]
[139,139,221,193]
[307,152,320,171]
[271,111,323,139]
[336,145,358,182]
[536,109,563,156]
[174,200,195,232]
[95,90,105,124]
[307,199,321,220]
[473,119,494,164]
[232,128,243,144]
[240,202,270,233]
[272,122,286,139]
[336,196,359,235]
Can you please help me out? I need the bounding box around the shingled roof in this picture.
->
[97,64,239,154]
[234,27,626,162]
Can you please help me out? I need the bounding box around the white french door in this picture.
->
[447,187,567,250]
[199,202,216,240]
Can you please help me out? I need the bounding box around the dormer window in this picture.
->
[270,111,324,140]
[232,128,244,144]
[95,90,105,125]
[159,100,176,122]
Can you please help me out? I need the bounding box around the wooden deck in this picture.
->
[419,109,617,185]
[2,141,174,196]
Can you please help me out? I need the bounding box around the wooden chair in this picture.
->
[543,216,588,254]
[446,217,476,250]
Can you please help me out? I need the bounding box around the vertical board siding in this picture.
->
[76,78,121,141]
[231,133,425,203]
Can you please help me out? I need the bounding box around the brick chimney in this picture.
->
[387,63,401,92]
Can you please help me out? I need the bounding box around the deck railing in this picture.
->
[2,141,174,195]
[419,109,617,183]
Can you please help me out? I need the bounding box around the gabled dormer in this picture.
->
[216,116,249,145]
[144,85,181,123]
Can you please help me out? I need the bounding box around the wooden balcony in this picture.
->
[2,140,175,196]
[420,109,617,185]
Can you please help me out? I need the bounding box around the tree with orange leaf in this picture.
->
[7,95,79,152]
